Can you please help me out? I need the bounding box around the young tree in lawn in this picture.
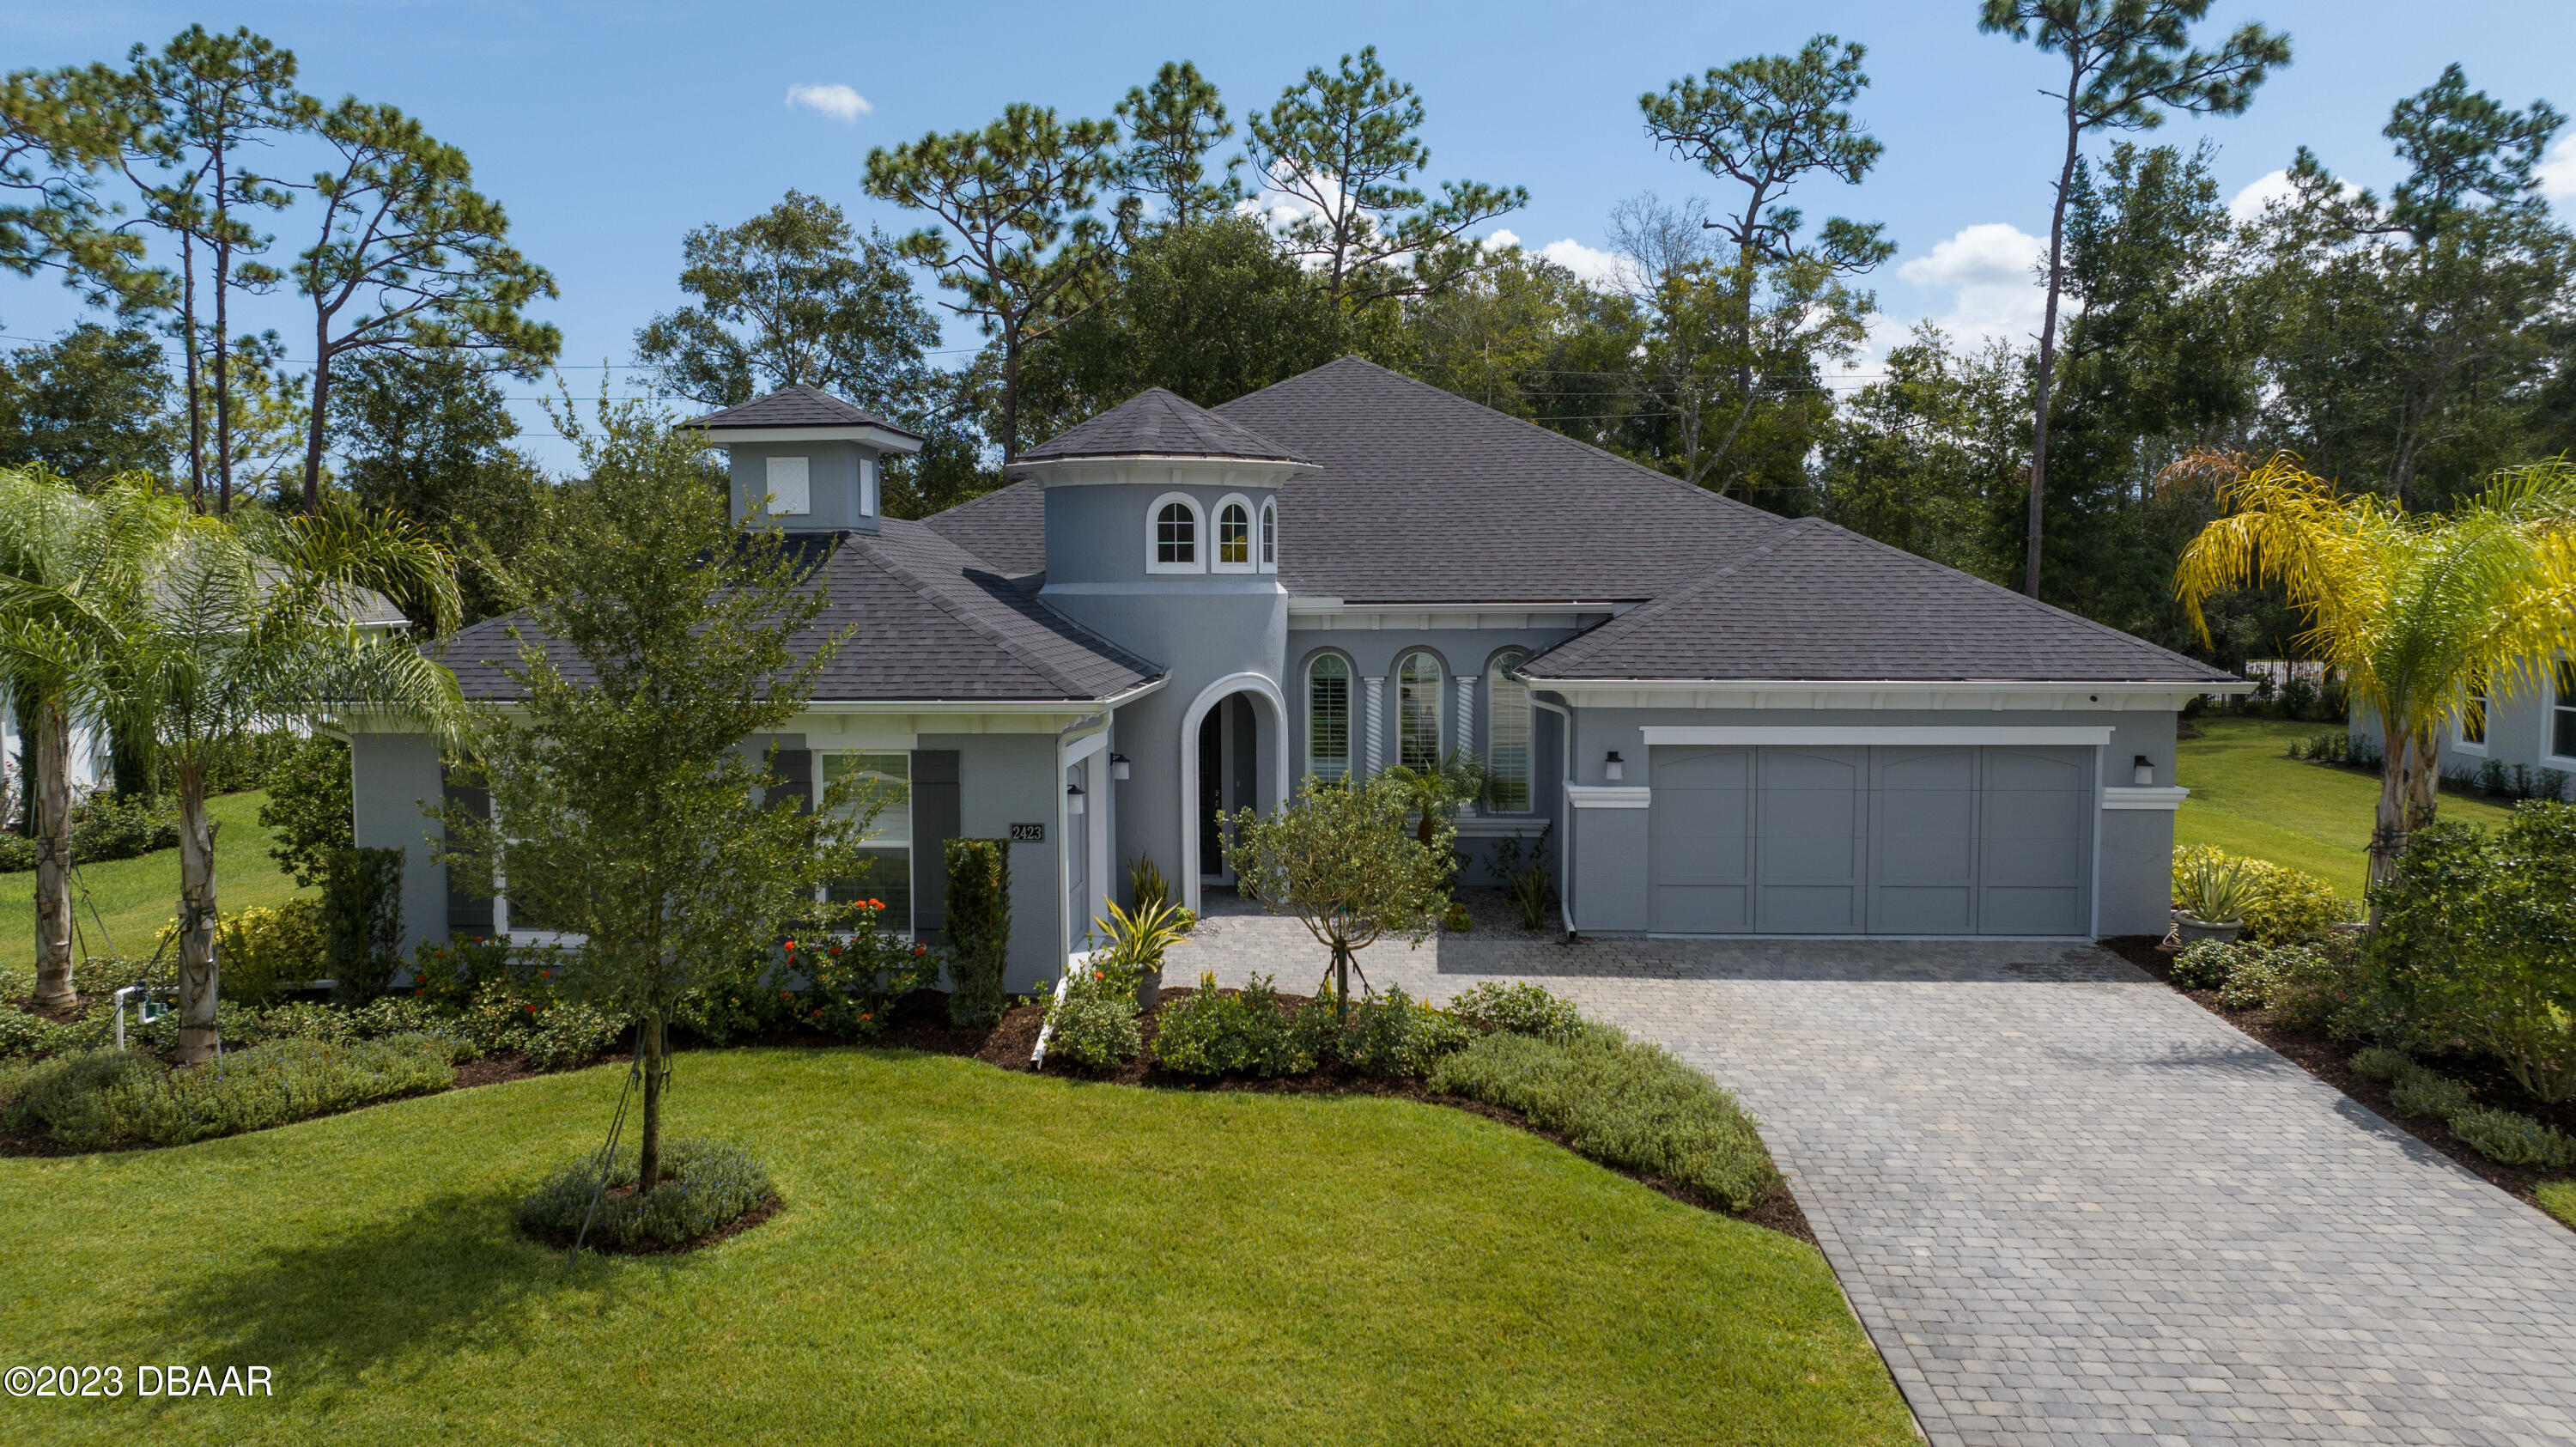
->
[1224,774,1451,1018]
[108,502,461,1062]
[1116,61,1245,229]
[1639,34,1893,500]
[1245,46,1526,308]
[2173,455,2576,909]
[289,97,560,514]
[1978,0,2288,599]
[0,466,189,1006]
[440,401,881,1191]
[865,106,1128,462]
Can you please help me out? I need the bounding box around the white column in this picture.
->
[1455,673,1478,813]
[1363,675,1385,775]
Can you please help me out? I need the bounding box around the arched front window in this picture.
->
[1152,498,1199,570]
[1486,651,1532,812]
[1259,498,1277,570]
[1397,652,1443,771]
[1218,501,1252,566]
[1309,654,1351,781]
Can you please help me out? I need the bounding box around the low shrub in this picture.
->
[2387,1069,2472,1121]
[214,901,329,1004]
[2348,1046,2415,1083]
[1445,981,1585,1043]
[1151,974,1314,1078]
[8,1036,454,1150]
[0,793,182,873]
[2539,1181,2576,1231]
[0,1004,61,1058]
[2171,939,2243,991]
[2446,1107,2576,1170]
[241,1000,357,1046]
[516,1138,776,1251]
[1427,1024,1780,1213]
[1491,824,1557,932]
[2172,846,2354,945]
[521,1003,627,1071]
[1312,987,1468,1079]
[1046,962,1142,1071]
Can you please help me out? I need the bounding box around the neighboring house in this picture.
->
[2348,656,2576,799]
[348,361,2240,990]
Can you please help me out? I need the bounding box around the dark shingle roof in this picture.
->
[1519,519,2235,683]
[682,385,922,440]
[436,520,1161,703]
[1017,387,1310,465]
[1211,357,1781,603]
[924,479,1048,583]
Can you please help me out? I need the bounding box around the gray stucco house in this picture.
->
[348,357,2236,990]
[2347,659,2576,799]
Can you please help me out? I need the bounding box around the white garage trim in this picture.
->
[1639,725,2115,747]
[1564,783,1651,809]
[2100,785,2190,811]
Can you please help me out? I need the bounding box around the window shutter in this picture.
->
[765,749,814,813]
[441,765,494,934]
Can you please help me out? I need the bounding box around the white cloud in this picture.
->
[1894,222,2048,348]
[2540,135,2576,203]
[785,83,872,125]
[1478,228,1623,287]
[2228,167,2299,223]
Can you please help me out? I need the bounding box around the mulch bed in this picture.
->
[2100,934,2575,1224]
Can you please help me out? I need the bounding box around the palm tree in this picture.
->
[0,468,191,1006]
[100,501,461,1063]
[2175,455,2576,903]
[1377,747,1494,849]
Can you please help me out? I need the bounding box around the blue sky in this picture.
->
[5,0,2573,465]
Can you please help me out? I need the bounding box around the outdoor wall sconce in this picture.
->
[2133,754,2154,787]
[1604,751,1625,781]
[1066,782,1087,816]
[1109,753,1131,781]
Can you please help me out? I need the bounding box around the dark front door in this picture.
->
[1198,707,1224,877]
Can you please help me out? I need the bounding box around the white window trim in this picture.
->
[1306,653,1354,781]
[1258,497,1278,573]
[860,455,878,518]
[1212,492,1257,574]
[2453,691,2490,756]
[1145,492,1206,575]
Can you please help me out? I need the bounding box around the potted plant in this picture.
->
[2173,855,2259,945]
[1093,896,1189,1011]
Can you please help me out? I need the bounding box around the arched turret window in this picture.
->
[1148,494,1203,574]
[1397,652,1443,771]
[1215,496,1253,570]
[1309,654,1351,781]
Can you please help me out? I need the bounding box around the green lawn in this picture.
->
[2175,718,2519,897]
[2,791,309,997]
[0,1049,1913,1446]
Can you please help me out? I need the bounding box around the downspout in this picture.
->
[1533,696,1576,936]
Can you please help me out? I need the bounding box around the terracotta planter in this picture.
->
[2173,911,2244,946]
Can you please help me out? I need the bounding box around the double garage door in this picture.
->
[1648,745,2093,936]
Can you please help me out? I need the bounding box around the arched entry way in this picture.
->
[1176,672,1288,914]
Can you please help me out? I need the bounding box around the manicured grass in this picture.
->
[0,1049,1914,1446]
[2542,1181,2576,1234]
[2175,719,2518,897]
[1,791,308,996]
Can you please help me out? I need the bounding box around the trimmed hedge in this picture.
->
[3,1036,454,1149]
[1428,1024,1780,1213]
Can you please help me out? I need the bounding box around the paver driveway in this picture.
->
[1170,900,2576,1446]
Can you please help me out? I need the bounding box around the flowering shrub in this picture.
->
[406,934,522,1009]
[781,903,941,1040]
[2171,846,2354,945]
[1152,974,1314,1078]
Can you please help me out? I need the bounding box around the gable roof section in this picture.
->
[1519,518,2235,684]
[681,385,922,438]
[436,520,1161,703]
[1211,356,1781,603]
[1018,386,1312,465]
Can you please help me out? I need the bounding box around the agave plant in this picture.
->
[2176,855,2261,925]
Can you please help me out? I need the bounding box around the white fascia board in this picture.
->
[1533,678,2240,710]
[2101,785,2192,811]
[1012,457,1320,487]
[1290,599,1629,630]
[1638,725,2116,747]
[1564,783,1651,809]
[695,425,924,454]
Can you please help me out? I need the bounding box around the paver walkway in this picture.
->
[1170,897,2576,1446]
